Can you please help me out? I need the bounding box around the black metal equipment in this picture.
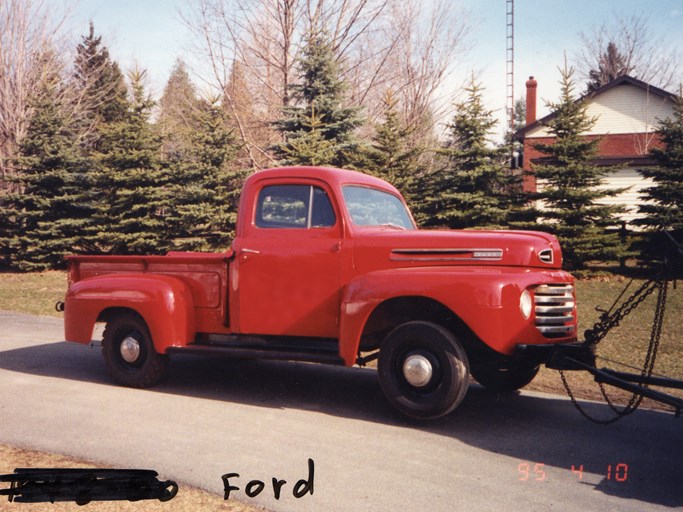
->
[519,231,683,424]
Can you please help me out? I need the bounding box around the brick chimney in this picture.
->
[525,76,537,126]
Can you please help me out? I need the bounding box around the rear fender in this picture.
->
[64,274,196,353]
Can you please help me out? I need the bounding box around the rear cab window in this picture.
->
[256,184,336,229]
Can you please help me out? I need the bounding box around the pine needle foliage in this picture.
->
[363,90,422,213]
[528,66,626,270]
[158,59,202,160]
[168,98,243,251]
[421,79,523,229]
[273,31,364,168]
[586,42,631,93]
[89,70,169,255]
[73,22,128,151]
[2,70,88,270]
[635,87,683,259]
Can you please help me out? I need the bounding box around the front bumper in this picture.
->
[515,342,596,370]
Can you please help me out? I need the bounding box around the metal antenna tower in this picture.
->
[506,0,515,133]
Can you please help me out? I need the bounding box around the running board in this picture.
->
[167,336,345,365]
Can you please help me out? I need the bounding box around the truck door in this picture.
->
[235,182,342,338]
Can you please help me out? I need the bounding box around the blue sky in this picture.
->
[466,1,683,127]
[67,0,683,132]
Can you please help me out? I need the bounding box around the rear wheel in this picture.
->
[378,321,470,420]
[471,360,539,392]
[102,313,168,388]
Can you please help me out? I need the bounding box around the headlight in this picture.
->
[520,289,533,319]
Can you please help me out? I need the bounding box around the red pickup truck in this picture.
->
[63,166,577,419]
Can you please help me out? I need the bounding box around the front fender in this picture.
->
[339,267,575,365]
[64,274,196,353]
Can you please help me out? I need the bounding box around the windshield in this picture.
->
[342,186,416,230]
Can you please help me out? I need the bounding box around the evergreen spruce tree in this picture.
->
[529,66,625,270]
[421,79,523,230]
[169,98,243,251]
[273,31,364,168]
[586,42,631,93]
[90,70,169,254]
[635,88,683,243]
[73,22,128,151]
[4,63,88,270]
[363,90,421,212]
[509,97,527,169]
[276,107,337,166]
[0,194,13,267]
[158,58,202,160]
[0,172,19,267]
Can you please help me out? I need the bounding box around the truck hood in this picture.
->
[351,228,563,272]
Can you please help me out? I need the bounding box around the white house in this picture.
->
[516,75,677,226]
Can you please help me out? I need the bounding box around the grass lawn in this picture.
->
[0,270,67,317]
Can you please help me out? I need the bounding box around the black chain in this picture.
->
[560,279,669,424]
[583,278,661,346]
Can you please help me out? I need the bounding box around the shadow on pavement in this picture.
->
[1,340,681,508]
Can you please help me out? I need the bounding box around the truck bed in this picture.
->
[67,252,233,333]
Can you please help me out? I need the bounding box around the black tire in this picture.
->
[471,360,539,392]
[378,321,470,420]
[102,313,168,388]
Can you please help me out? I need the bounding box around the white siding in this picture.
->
[595,167,655,226]
[526,83,674,138]
[536,168,654,227]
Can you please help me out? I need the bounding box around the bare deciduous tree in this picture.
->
[182,0,470,168]
[388,0,470,134]
[576,14,682,91]
[181,0,305,168]
[342,0,470,160]
[0,0,72,189]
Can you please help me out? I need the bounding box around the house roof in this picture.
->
[514,75,678,139]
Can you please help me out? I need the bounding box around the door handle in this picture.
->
[240,248,260,262]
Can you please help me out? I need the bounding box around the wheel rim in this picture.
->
[402,353,433,388]
[120,335,141,364]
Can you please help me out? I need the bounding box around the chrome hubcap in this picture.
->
[120,335,141,363]
[403,354,433,387]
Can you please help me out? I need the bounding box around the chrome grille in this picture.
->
[534,284,576,338]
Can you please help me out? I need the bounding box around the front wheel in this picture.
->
[378,321,470,420]
[102,313,168,388]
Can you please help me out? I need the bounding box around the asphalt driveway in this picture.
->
[0,311,681,511]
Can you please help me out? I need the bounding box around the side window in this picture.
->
[256,185,336,229]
